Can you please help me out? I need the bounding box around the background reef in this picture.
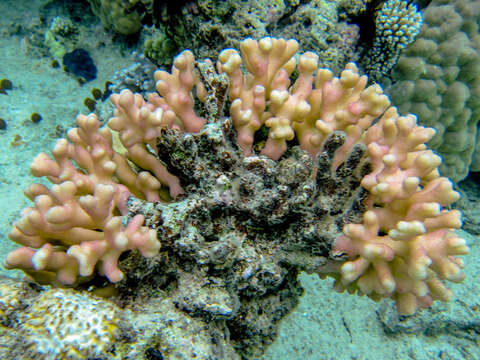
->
[0,0,479,359]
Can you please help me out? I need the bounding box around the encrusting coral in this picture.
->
[4,37,469,358]
[0,277,125,359]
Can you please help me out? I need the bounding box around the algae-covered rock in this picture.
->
[86,0,146,35]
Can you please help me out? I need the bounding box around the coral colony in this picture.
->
[388,0,480,182]
[5,37,469,345]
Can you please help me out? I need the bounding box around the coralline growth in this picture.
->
[0,279,121,359]
[142,0,362,72]
[85,0,154,35]
[363,0,422,82]
[4,37,470,358]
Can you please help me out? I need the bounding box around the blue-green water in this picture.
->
[0,1,478,359]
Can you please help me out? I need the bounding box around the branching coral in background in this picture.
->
[5,37,468,321]
[363,0,422,82]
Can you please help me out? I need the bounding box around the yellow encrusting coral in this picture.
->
[16,288,121,359]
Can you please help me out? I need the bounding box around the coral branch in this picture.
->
[6,37,469,317]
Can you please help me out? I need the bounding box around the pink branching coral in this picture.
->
[332,109,468,314]
[5,37,468,316]
[6,114,159,284]
[217,37,468,314]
